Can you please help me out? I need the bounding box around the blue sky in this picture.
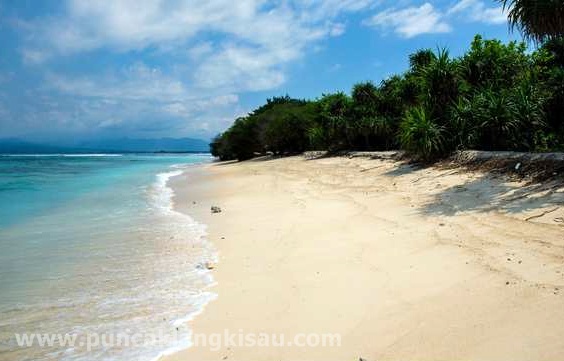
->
[0,0,521,142]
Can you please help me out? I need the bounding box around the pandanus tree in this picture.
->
[318,92,353,150]
[351,82,380,149]
[408,49,436,73]
[420,49,461,123]
[400,107,445,161]
[499,0,564,43]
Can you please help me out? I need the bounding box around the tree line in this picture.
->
[210,35,564,161]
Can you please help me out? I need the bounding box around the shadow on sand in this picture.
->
[419,175,564,217]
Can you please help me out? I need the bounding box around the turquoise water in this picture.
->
[0,154,216,360]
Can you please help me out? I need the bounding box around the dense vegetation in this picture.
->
[211,35,564,161]
[499,0,564,43]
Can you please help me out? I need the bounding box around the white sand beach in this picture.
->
[167,155,564,361]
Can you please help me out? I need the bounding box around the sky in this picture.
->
[0,0,521,143]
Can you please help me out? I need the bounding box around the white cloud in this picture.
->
[363,3,451,38]
[28,61,242,138]
[22,1,374,64]
[363,0,507,38]
[10,0,380,138]
[47,64,189,102]
[17,0,380,95]
[194,44,288,91]
[448,0,507,25]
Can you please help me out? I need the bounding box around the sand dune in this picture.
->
[167,155,564,361]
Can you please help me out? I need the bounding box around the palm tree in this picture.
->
[499,0,564,43]
[408,49,436,72]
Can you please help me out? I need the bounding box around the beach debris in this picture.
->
[195,261,216,270]
[515,162,521,171]
[211,206,222,213]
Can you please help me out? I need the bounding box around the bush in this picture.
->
[263,114,310,154]
[400,107,445,160]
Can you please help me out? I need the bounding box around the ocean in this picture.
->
[0,154,216,360]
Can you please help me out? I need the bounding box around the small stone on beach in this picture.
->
[211,206,222,213]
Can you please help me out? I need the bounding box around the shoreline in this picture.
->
[166,155,564,361]
[152,162,218,360]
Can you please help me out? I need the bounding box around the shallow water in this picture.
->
[0,154,216,360]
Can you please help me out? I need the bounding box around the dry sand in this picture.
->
[166,155,564,361]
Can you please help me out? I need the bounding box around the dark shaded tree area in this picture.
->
[211,35,564,161]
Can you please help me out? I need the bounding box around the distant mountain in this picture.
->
[77,138,210,153]
[0,137,210,154]
[0,139,82,154]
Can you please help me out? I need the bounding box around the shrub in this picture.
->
[400,107,445,160]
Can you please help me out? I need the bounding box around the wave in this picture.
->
[147,165,217,361]
[0,154,124,157]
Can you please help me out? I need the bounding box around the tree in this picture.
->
[459,35,529,90]
[499,0,564,43]
[211,34,564,162]
[419,49,462,124]
[408,49,436,72]
[317,92,353,150]
[400,107,445,160]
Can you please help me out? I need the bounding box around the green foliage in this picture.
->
[222,117,262,161]
[409,49,436,72]
[511,84,547,149]
[472,89,522,150]
[317,92,353,150]
[400,107,445,160]
[263,113,311,154]
[351,82,386,149]
[448,97,479,149]
[459,35,529,90]
[499,0,564,43]
[419,49,461,121]
[212,34,564,162]
[307,126,327,150]
[210,134,233,161]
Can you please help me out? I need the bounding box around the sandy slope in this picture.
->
[166,155,564,361]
